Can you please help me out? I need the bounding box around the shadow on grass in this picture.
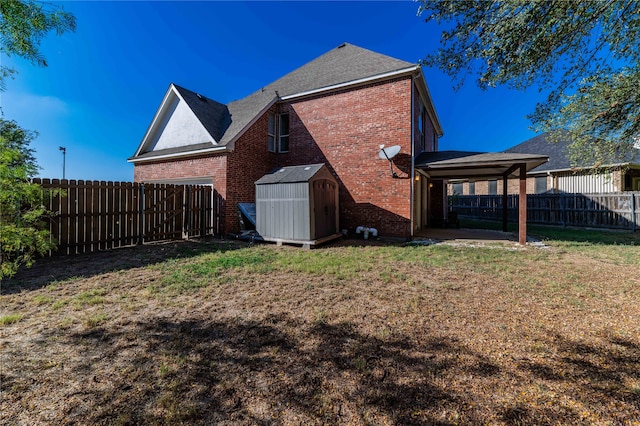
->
[510,331,640,423]
[16,316,495,425]
[4,313,639,424]
[1,238,249,295]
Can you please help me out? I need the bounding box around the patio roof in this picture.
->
[415,151,548,179]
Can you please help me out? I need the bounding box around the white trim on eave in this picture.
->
[127,146,230,164]
[528,162,635,175]
[280,66,420,102]
[133,85,177,158]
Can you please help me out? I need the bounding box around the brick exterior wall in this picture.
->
[226,110,278,233]
[133,154,229,229]
[276,77,414,237]
[450,177,542,196]
[134,76,433,238]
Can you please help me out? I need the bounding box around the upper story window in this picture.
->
[267,113,276,152]
[278,113,289,153]
[418,101,425,152]
[267,112,289,153]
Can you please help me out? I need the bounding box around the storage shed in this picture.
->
[255,164,340,247]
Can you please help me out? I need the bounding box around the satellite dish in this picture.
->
[379,145,402,178]
[379,145,401,160]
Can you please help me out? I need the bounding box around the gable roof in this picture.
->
[505,133,640,173]
[173,84,230,142]
[131,43,437,162]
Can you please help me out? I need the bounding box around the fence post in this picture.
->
[201,187,206,237]
[184,186,191,239]
[632,193,636,232]
[561,192,567,228]
[138,183,145,245]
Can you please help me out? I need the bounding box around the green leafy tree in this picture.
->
[0,0,76,90]
[0,119,56,278]
[0,1,75,277]
[418,0,640,166]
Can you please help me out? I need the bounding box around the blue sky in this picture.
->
[2,1,546,182]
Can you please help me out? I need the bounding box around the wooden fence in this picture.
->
[35,179,224,255]
[451,192,640,231]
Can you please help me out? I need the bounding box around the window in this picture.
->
[535,176,547,194]
[267,113,276,152]
[452,182,463,195]
[468,181,475,195]
[267,112,289,153]
[418,102,425,152]
[488,179,497,195]
[278,113,289,152]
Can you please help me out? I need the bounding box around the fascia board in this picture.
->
[133,85,178,158]
[128,146,229,163]
[538,162,633,174]
[280,66,420,102]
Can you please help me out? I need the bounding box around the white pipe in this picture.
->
[355,226,378,239]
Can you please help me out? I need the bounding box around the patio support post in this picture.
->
[519,164,527,245]
[502,175,508,232]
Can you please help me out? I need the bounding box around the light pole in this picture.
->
[59,146,66,179]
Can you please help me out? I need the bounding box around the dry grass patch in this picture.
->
[1,236,639,425]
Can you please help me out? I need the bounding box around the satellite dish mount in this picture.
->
[379,144,401,178]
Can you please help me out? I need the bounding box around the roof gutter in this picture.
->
[280,65,420,101]
[128,145,230,164]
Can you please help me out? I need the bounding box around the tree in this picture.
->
[418,0,640,166]
[0,0,76,90]
[0,1,75,277]
[0,119,56,278]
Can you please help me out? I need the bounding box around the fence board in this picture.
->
[32,179,219,256]
[451,192,640,231]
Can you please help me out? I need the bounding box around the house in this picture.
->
[129,43,445,238]
[449,133,640,196]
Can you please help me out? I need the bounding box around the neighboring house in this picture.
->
[129,43,444,238]
[449,133,640,196]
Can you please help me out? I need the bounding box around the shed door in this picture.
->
[313,179,336,238]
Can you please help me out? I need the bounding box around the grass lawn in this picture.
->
[1,229,639,425]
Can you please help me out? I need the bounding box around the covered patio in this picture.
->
[415,151,548,245]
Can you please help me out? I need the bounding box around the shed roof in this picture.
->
[256,164,328,185]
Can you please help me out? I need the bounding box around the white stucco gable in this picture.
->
[133,85,220,159]
[148,92,213,151]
